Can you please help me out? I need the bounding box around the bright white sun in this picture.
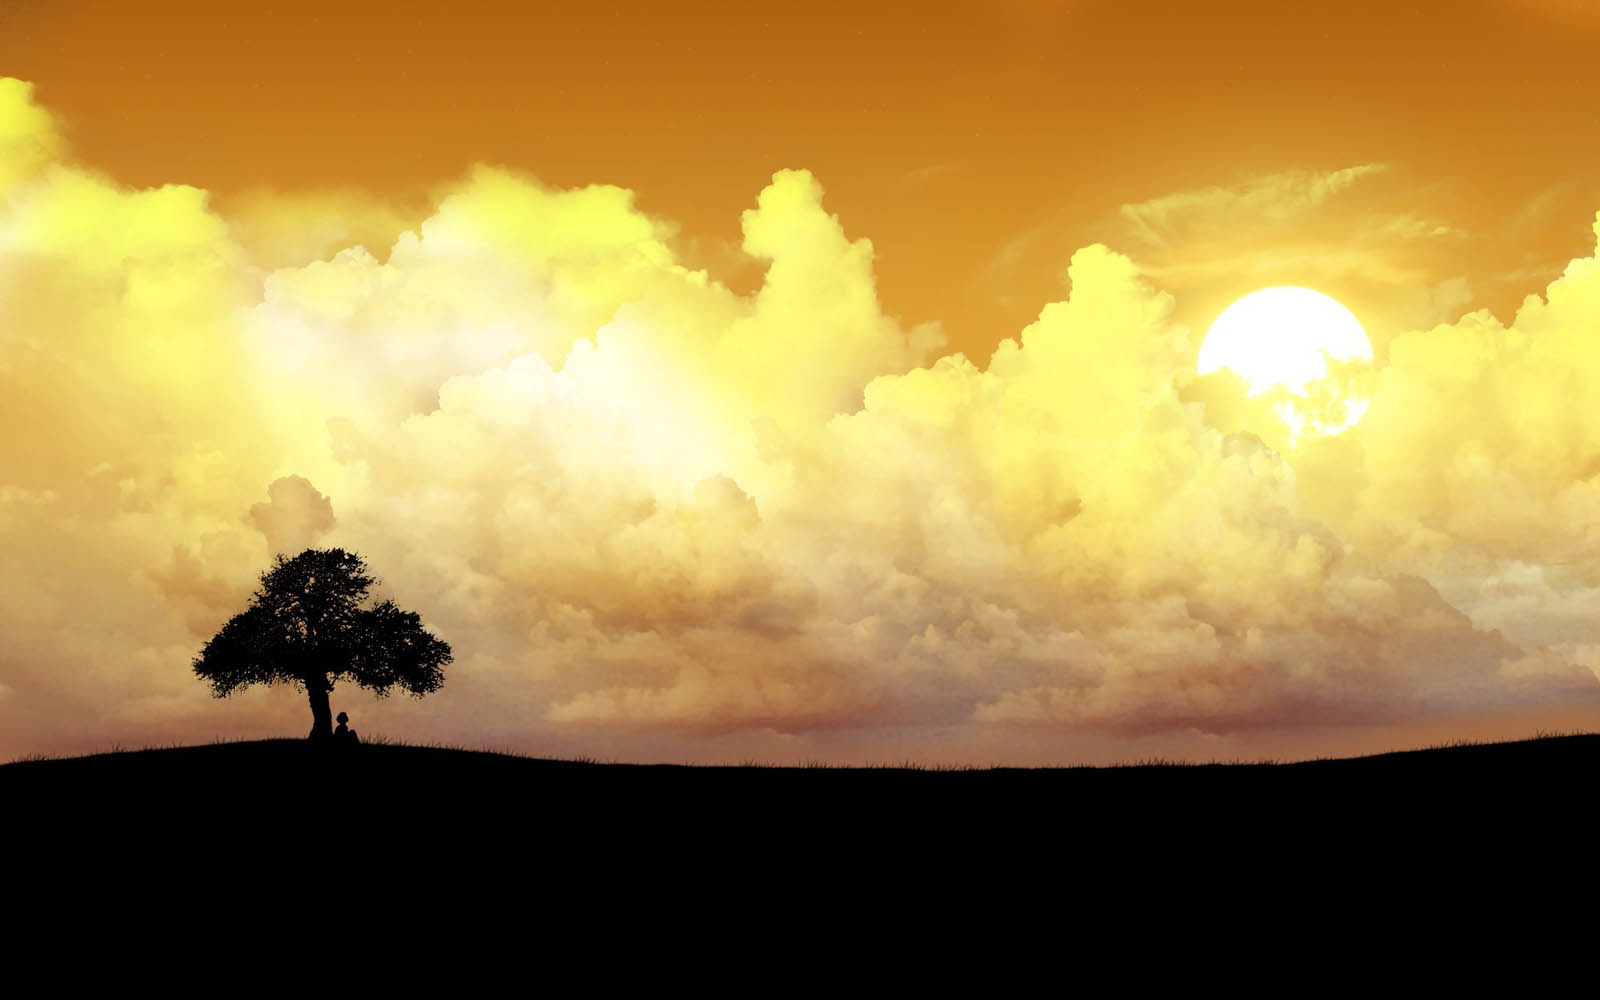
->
[1197,286,1374,439]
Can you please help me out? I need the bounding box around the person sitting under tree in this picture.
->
[333,711,360,747]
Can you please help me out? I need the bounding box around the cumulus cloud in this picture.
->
[0,79,59,192]
[248,476,336,555]
[2,77,1599,762]
[224,188,419,272]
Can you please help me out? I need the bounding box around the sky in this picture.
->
[3,1,1600,764]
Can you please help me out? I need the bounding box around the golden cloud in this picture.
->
[3,78,1598,761]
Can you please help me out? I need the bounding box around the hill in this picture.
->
[7,734,1592,904]
[7,731,1597,822]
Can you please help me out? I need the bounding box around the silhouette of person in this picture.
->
[333,711,360,748]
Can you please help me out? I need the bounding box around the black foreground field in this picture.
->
[10,731,1599,790]
[7,734,1595,908]
[8,731,1598,828]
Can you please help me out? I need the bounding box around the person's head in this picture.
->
[336,711,349,725]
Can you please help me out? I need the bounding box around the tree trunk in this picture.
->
[306,673,333,741]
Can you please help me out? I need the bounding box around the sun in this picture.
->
[1197,286,1374,439]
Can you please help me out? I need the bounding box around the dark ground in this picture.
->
[5,735,1590,934]
[10,730,1599,791]
[7,732,1596,839]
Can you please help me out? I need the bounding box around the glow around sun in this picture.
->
[1197,286,1375,439]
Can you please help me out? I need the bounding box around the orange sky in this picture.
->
[6,2,1600,764]
[6,0,1598,360]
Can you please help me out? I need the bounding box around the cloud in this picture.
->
[1117,165,1474,296]
[1112,164,1487,346]
[224,188,420,272]
[2,77,1599,762]
[249,476,336,555]
[0,78,60,193]
[1345,213,1600,558]
[1120,164,1389,251]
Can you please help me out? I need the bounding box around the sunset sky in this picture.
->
[4,1,1600,764]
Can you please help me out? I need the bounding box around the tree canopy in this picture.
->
[193,548,451,738]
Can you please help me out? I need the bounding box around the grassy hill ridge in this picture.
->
[8,733,1594,884]
[7,729,1598,781]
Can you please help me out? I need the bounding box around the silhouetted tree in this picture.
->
[193,548,451,740]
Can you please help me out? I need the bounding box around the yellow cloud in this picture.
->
[224,187,419,271]
[0,78,59,193]
[2,78,1598,763]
